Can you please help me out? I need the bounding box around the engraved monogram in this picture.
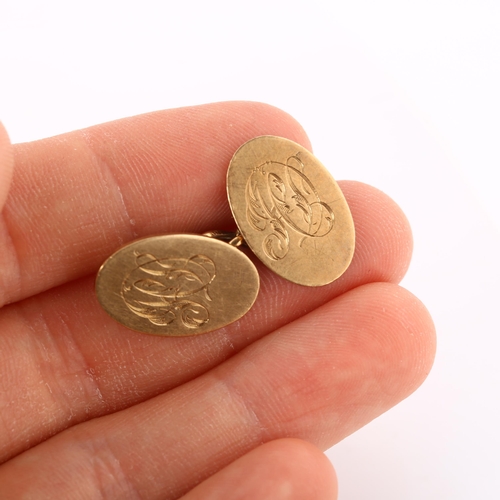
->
[245,154,334,260]
[121,253,216,328]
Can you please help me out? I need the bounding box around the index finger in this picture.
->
[0,102,310,306]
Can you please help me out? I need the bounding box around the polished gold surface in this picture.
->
[227,136,355,286]
[96,234,260,336]
[96,136,355,336]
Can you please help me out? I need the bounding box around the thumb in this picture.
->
[0,122,14,211]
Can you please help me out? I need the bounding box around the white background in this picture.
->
[1,1,499,498]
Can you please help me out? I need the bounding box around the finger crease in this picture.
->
[216,369,268,445]
[29,301,106,428]
[77,430,143,500]
[80,131,138,240]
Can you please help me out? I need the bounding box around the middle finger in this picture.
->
[0,181,411,463]
[0,282,435,499]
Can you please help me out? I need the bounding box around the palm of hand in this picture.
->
[0,102,435,499]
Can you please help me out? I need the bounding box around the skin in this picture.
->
[0,102,436,499]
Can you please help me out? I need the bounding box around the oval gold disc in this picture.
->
[96,234,260,336]
[227,136,355,286]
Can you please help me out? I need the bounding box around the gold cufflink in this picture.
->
[96,136,355,336]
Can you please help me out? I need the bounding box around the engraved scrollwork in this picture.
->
[121,253,216,329]
[245,154,334,260]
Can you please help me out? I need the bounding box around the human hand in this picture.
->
[0,102,435,499]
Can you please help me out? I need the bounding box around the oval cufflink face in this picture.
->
[227,136,355,287]
[96,234,260,336]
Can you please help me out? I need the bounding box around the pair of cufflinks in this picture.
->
[96,136,355,336]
